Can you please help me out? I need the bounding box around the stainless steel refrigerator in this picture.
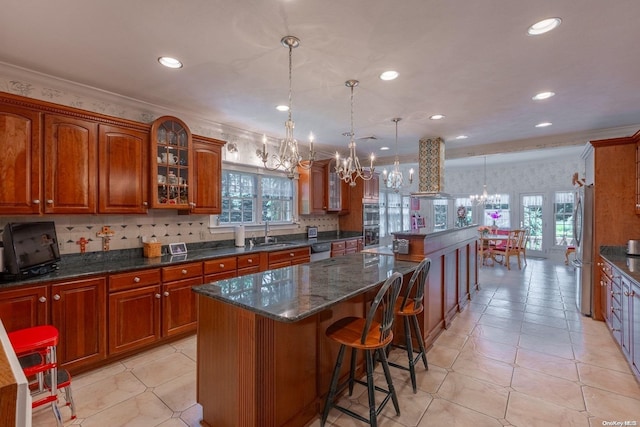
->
[573,184,594,316]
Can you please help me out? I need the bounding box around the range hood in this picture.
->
[410,137,451,198]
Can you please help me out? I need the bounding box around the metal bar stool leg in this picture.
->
[377,348,400,415]
[321,345,346,427]
[411,314,428,370]
[365,350,377,427]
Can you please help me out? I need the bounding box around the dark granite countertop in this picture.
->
[391,224,478,237]
[600,246,640,284]
[0,231,365,290]
[192,252,418,323]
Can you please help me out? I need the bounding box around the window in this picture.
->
[386,192,403,234]
[454,198,473,227]
[402,196,411,231]
[433,199,448,231]
[554,191,575,246]
[484,195,510,228]
[261,175,294,222]
[220,170,293,224]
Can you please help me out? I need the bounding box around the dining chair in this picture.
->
[518,228,530,266]
[491,229,525,270]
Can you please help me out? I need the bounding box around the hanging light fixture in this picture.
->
[382,117,414,193]
[470,156,500,205]
[335,80,375,186]
[256,35,315,179]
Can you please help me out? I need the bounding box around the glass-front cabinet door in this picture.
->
[150,116,192,209]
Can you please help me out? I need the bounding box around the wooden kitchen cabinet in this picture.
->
[150,116,193,209]
[108,269,162,355]
[0,103,42,214]
[298,161,327,215]
[237,253,261,276]
[631,281,640,377]
[331,238,362,257]
[98,124,149,214]
[162,276,202,337]
[331,241,345,257]
[44,114,98,214]
[267,247,311,269]
[0,284,48,332]
[363,171,380,202]
[203,256,237,282]
[191,135,224,214]
[51,277,107,370]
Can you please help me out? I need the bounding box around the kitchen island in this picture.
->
[192,252,419,427]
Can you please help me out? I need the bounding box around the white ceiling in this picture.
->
[1,0,639,164]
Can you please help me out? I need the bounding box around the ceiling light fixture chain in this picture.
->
[256,35,315,179]
[470,156,500,205]
[383,117,414,193]
[335,80,375,187]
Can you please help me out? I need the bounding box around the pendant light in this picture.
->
[382,117,414,192]
[335,80,375,186]
[256,36,315,179]
[470,156,500,205]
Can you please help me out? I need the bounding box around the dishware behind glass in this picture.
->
[157,174,166,184]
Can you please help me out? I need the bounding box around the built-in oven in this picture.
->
[363,203,380,247]
[364,225,380,247]
[363,203,380,226]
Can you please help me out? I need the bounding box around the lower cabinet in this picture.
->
[631,282,640,377]
[0,284,48,332]
[51,277,107,370]
[268,247,310,269]
[0,278,106,371]
[162,276,201,336]
[331,238,363,258]
[108,268,162,355]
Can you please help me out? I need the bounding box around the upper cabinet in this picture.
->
[150,116,193,210]
[325,159,350,215]
[298,160,327,215]
[44,114,98,214]
[0,104,42,214]
[191,135,225,214]
[363,170,380,202]
[98,125,149,214]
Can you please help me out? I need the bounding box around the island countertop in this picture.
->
[192,252,418,323]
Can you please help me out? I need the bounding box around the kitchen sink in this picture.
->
[256,242,296,248]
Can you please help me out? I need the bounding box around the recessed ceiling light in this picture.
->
[380,146,390,151]
[430,114,445,120]
[532,91,555,101]
[527,17,562,36]
[276,105,289,112]
[379,71,399,81]
[535,122,553,128]
[455,135,468,140]
[158,56,183,69]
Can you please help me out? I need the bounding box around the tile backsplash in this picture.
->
[0,212,339,256]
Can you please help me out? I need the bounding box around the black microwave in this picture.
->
[2,221,61,278]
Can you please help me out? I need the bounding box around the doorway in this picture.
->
[520,193,544,257]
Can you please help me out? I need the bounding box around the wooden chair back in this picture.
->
[399,258,431,313]
[362,272,403,345]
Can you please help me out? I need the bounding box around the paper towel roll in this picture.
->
[234,225,245,247]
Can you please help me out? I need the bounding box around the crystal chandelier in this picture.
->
[335,80,375,186]
[382,117,414,193]
[470,156,500,205]
[256,36,315,179]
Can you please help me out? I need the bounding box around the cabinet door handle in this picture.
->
[155,293,161,299]
[181,269,187,275]
[134,277,141,283]
[290,252,294,257]
[46,199,54,204]
[38,296,47,303]
[53,294,60,301]
[163,291,170,297]
[189,202,196,207]
[248,259,253,263]
[219,264,225,268]
[624,290,635,296]
[143,202,148,207]
[32,199,40,204]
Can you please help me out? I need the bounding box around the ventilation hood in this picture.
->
[410,137,451,199]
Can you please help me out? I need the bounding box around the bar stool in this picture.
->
[321,272,403,427]
[8,325,76,426]
[388,257,430,393]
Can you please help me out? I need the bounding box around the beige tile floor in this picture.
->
[32,258,640,427]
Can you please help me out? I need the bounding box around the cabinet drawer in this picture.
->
[162,262,204,282]
[238,254,260,270]
[238,265,261,276]
[204,270,237,283]
[345,239,359,250]
[109,269,161,292]
[203,257,237,275]
[268,247,310,264]
[331,241,346,251]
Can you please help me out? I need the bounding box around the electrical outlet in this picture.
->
[199,230,207,240]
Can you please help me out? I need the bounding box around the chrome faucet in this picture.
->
[264,221,274,243]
